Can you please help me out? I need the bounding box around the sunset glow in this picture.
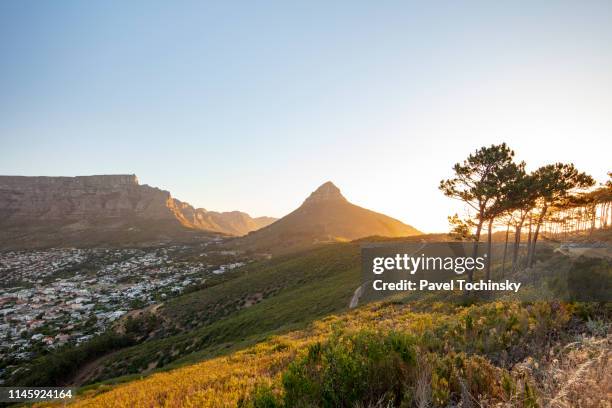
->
[1,1,611,232]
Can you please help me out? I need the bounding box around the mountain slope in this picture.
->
[14,236,610,403]
[58,287,605,407]
[12,243,362,387]
[0,175,275,248]
[237,181,420,253]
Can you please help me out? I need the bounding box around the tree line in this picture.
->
[440,143,611,282]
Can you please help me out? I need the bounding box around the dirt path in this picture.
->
[67,303,165,386]
[556,245,612,259]
[349,284,364,308]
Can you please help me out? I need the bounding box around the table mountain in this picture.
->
[0,175,275,248]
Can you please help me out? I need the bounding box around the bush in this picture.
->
[240,384,283,408]
[124,312,160,339]
[243,328,516,408]
[282,330,417,408]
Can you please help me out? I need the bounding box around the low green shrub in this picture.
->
[244,328,517,407]
[282,330,417,407]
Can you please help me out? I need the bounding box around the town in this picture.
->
[0,243,248,383]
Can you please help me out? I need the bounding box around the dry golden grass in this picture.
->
[58,337,302,408]
[35,301,607,407]
[540,335,611,408]
[35,304,447,407]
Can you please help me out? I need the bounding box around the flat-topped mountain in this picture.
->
[0,175,275,248]
[237,181,421,253]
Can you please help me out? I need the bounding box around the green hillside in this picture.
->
[10,243,362,387]
[48,292,610,407]
[91,243,361,382]
[14,236,611,405]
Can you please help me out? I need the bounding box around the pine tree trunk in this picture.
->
[525,216,533,268]
[470,218,484,283]
[529,203,547,267]
[590,205,596,236]
[501,222,510,279]
[486,218,493,281]
[512,215,525,273]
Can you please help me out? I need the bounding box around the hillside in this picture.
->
[237,182,421,253]
[0,175,276,248]
[12,244,362,388]
[19,235,612,407]
[44,296,610,407]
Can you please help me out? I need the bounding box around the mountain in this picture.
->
[237,181,420,253]
[0,175,276,248]
[193,211,277,236]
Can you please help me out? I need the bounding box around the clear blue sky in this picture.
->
[1,1,611,232]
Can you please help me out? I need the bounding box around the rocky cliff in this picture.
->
[0,175,275,248]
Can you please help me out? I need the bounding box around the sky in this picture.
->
[1,1,611,232]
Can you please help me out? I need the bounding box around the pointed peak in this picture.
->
[303,181,347,205]
[314,181,340,193]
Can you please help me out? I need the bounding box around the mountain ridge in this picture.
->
[0,174,276,248]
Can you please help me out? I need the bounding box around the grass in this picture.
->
[36,300,609,407]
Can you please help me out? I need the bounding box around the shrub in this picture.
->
[239,384,283,408]
[243,327,517,408]
[281,330,417,408]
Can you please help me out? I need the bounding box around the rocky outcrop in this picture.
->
[0,175,276,248]
[301,181,347,205]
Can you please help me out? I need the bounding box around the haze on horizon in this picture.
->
[1,1,611,232]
